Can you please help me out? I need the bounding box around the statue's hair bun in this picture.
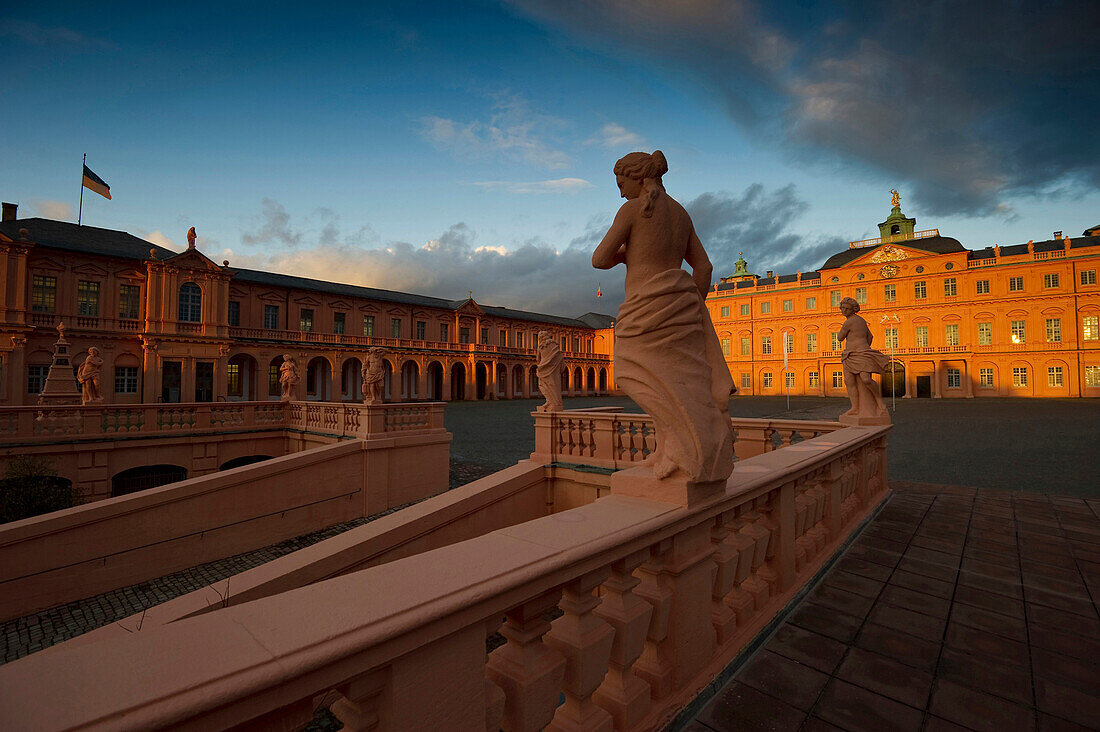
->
[650,150,668,177]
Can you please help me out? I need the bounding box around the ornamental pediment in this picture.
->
[358,303,380,313]
[30,256,65,272]
[257,290,283,303]
[115,268,147,281]
[454,299,484,316]
[293,295,322,307]
[228,286,250,298]
[72,263,108,277]
[847,244,926,267]
[328,299,352,310]
[165,248,223,272]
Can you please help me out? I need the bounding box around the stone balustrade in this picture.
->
[0,421,889,731]
[532,407,843,469]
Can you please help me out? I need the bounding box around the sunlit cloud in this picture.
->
[471,177,594,194]
[31,200,72,220]
[588,122,644,149]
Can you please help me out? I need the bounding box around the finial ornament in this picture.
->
[187,227,197,249]
[890,189,900,208]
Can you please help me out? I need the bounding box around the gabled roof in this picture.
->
[575,312,615,329]
[818,236,965,270]
[0,218,176,260]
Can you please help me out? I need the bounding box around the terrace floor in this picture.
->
[683,481,1100,732]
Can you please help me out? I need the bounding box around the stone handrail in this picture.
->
[532,408,843,469]
[0,423,890,731]
[0,401,446,444]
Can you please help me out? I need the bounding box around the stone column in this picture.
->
[7,336,26,405]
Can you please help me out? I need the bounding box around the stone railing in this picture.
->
[0,422,889,731]
[848,227,939,249]
[0,401,445,444]
[532,408,842,469]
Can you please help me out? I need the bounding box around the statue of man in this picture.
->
[838,297,890,417]
[890,189,900,208]
[362,348,386,404]
[186,227,197,249]
[535,330,564,412]
[77,347,104,405]
[593,150,734,482]
[279,354,300,402]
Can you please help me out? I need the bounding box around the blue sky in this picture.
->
[2,0,1098,316]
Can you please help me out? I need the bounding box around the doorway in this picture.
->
[916,375,931,398]
[162,361,182,403]
[195,362,214,402]
[883,361,906,398]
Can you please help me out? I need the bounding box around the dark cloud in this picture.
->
[503,0,1100,216]
[0,20,117,50]
[241,198,301,247]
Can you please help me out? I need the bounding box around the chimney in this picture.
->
[1053,231,1062,240]
[1,202,16,222]
[766,270,774,278]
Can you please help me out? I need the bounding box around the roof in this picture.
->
[1084,225,1100,236]
[818,236,965,270]
[5,216,603,330]
[0,217,176,260]
[575,312,616,329]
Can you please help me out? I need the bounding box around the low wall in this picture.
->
[0,422,890,732]
[0,422,451,622]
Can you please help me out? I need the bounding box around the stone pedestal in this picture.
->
[609,465,726,507]
[838,414,891,427]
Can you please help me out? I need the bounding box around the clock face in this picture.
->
[880,264,899,278]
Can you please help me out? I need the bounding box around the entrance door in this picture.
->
[883,361,906,398]
[195,362,214,402]
[916,375,931,398]
[162,361,182,403]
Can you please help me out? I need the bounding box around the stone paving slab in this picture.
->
[687,481,1100,732]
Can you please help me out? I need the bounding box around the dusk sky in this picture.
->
[3,1,1098,317]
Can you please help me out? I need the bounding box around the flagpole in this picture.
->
[78,153,86,226]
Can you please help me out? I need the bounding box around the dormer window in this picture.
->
[178,282,202,322]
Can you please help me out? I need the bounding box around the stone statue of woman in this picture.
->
[279,354,300,402]
[77,347,104,406]
[535,330,564,412]
[593,150,734,483]
[362,348,386,404]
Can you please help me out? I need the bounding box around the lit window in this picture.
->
[915,326,929,347]
[119,284,141,320]
[978,322,992,346]
[264,305,279,330]
[785,372,795,389]
[1009,276,1023,292]
[1011,320,1025,344]
[944,278,957,297]
[947,368,961,388]
[945,323,959,346]
[884,328,898,348]
[362,315,375,336]
[178,283,202,322]
[269,363,280,396]
[741,303,750,316]
[783,332,794,353]
[831,332,841,351]
[806,297,817,309]
[299,309,314,332]
[1044,273,1059,288]
[830,290,841,307]
[762,372,773,388]
[77,280,100,316]
[980,368,994,387]
[783,299,793,312]
[1085,365,1100,387]
[226,363,240,396]
[1081,270,1097,286]
[1012,367,1027,386]
[884,284,896,303]
[740,337,751,356]
[720,306,730,318]
[761,302,771,314]
[976,280,990,295]
[855,287,867,305]
[1048,366,1064,387]
[31,275,57,313]
[114,366,139,394]
[1084,315,1099,341]
[761,336,772,355]
[832,371,844,388]
[806,333,818,353]
[721,338,731,357]
[808,371,820,388]
[1045,318,1061,342]
[914,281,927,299]
[741,373,752,389]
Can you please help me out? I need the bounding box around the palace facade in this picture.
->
[707,204,1100,398]
[0,205,615,407]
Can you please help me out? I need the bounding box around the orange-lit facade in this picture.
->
[0,212,615,407]
[707,209,1100,398]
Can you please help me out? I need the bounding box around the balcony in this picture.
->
[848,228,940,249]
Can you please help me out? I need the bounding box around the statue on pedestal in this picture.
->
[279,354,300,402]
[362,347,386,404]
[593,150,733,483]
[535,330,563,412]
[838,297,890,421]
[77,348,104,406]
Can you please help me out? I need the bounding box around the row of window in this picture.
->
[32,276,144,319]
[737,365,1097,390]
[27,365,139,394]
[718,315,1098,356]
[715,270,1099,319]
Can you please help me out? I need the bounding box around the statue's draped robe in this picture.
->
[841,348,890,374]
[615,268,734,483]
[536,344,564,411]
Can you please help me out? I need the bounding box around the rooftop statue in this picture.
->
[535,330,564,412]
[593,150,734,483]
[838,297,890,424]
[279,354,300,402]
[890,188,900,208]
[77,347,104,406]
[186,227,197,249]
[362,348,386,404]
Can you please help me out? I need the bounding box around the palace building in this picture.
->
[707,202,1100,398]
[0,205,615,407]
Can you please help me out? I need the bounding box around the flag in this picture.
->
[596,284,602,298]
[82,165,111,200]
[783,337,789,371]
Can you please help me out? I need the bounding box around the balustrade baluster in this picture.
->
[485,590,566,732]
[330,669,388,732]
[723,512,756,627]
[546,568,615,732]
[485,616,506,732]
[593,551,652,731]
[632,539,674,699]
[709,511,739,644]
[755,496,782,595]
[738,508,771,610]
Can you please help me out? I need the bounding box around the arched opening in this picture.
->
[400,360,420,401]
[220,455,274,471]
[513,364,525,398]
[573,367,583,397]
[475,362,488,400]
[451,362,466,400]
[427,361,444,401]
[111,465,188,497]
[599,368,608,394]
[890,224,900,235]
[529,365,538,396]
[227,354,258,401]
[178,282,202,322]
[267,356,284,400]
[496,364,507,398]
[586,367,596,396]
[341,358,362,402]
[883,361,906,398]
[382,359,394,401]
[305,357,332,402]
[112,352,142,403]
[561,368,569,396]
